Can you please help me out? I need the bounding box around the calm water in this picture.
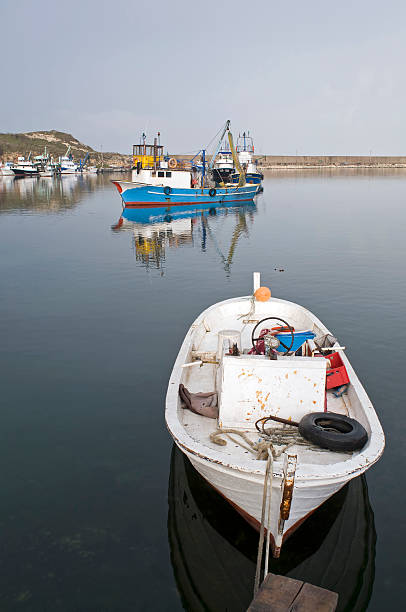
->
[0,171,405,611]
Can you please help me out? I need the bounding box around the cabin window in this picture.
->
[166,171,172,177]
[158,171,165,177]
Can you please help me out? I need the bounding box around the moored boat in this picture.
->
[39,163,57,177]
[112,122,260,208]
[231,131,264,185]
[60,156,78,174]
[113,180,258,207]
[59,146,78,175]
[165,273,385,558]
[0,161,15,176]
[11,156,40,177]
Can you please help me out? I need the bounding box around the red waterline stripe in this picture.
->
[124,198,254,208]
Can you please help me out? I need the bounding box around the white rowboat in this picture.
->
[165,274,385,557]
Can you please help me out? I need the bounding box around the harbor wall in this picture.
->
[257,155,406,168]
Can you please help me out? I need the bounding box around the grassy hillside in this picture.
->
[0,130,131,167]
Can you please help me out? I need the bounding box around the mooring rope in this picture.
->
[209,426,299,597]
[254,448,273,596]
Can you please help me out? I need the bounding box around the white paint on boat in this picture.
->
[131,167,192,188]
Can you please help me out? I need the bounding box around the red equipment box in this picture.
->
[325,352,349,389]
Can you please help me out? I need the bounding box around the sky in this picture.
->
[1,0,406,155]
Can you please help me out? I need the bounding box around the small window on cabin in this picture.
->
[166,171,172,177]
[158,171,164,177]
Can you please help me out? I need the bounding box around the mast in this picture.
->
[209,119,231,169]
[228,129,245,188]
[202,150,206,188]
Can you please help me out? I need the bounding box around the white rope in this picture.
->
[264,452,272,580]
[254,448,273,595]
[209,427,298,597]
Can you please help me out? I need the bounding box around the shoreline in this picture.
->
[260,164,406,169]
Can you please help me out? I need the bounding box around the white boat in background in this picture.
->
[232,132,264,185]
[165,273,385,559]
[59,145,78,175]
[212,150,235,183]
[0,161,15,176]
[59,156,78,175]
[11,156,40,177]
[39,163,57,178]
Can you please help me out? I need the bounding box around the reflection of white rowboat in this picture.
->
[165,274,385,557]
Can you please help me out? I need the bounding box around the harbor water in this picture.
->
[0,170,404,610]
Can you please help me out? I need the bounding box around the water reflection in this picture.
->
[168,445,376,612]
[0,173,99,213]
[113,201,257,274]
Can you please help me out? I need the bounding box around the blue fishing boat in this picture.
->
[112,121,260,208]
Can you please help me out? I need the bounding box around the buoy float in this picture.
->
[254,286,271,302]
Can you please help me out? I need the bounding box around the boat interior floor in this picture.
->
[180,337,354,467]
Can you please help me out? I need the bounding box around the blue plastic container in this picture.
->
[274,330,316,353]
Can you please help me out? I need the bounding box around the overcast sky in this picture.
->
[1,0,405,155]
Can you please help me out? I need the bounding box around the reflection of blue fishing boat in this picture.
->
[113,200,257,275]
[112,121,259,207]
[121,198,256,225]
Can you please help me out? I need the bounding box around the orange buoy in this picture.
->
[254,286,271,302]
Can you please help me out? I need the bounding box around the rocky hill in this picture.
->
[0,130,131,168]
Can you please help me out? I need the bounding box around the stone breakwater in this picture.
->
[257,155,406,169]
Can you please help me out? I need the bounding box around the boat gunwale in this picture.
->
[165,295,385,481]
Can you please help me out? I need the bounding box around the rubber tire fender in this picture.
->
[164,186,171,196]
[298,411,368,452]
[209,188,216,197]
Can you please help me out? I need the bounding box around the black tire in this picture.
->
[164,186,171,196]
[298,412,368,452]
[209,188,216,197]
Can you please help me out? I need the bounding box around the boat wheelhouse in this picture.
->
[212,139,235,184]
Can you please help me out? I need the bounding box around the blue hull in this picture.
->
[231,172,263,185]
[122,200,257,225]
[113,181,259,207]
